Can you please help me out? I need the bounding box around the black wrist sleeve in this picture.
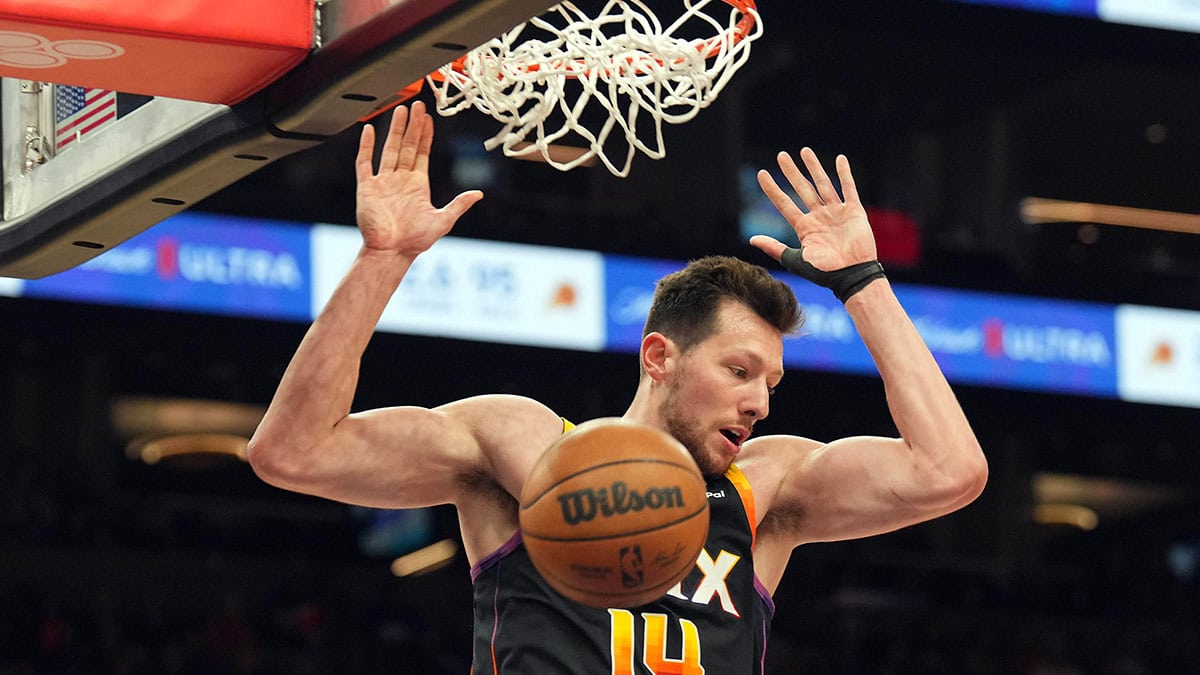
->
[779,246,886,303]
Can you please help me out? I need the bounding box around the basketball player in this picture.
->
[247,101,988,673]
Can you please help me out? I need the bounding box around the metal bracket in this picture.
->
[15,80,54,174]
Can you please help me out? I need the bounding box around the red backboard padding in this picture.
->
[0,0,313,104]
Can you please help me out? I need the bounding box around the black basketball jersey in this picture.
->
[471,463,773,674]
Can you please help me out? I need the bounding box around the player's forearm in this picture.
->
[249,247,415,462]
[844,278,987,494]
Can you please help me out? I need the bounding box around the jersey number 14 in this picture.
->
[608,609,704,675]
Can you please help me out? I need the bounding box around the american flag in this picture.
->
[54,86,117,152]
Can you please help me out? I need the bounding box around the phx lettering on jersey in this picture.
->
[557,481,685,525]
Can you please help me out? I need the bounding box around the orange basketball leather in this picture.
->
[519,418,710,608]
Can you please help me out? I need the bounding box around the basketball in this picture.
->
[518,418,710,608]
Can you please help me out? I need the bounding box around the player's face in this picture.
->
[660,301,785,476]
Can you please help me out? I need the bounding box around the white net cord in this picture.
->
[426,0,762,177]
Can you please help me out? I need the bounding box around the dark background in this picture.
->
[3,1,1199,672]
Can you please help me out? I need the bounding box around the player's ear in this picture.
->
[640,332,674,382]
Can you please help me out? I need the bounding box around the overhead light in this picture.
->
[1032,503,1099,531]
[390,539,458,577]
[112,396,265,438]
[1020,197,1200,234]
[1030,472,1189,532]
[112,397,264,469]
[127,432,248,466]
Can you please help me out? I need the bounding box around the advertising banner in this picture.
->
[1116,304,1200,407]
[312,226,606,351]
[23,211,312,321]
[7,212,1194,408]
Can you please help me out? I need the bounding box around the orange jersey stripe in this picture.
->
[724,463,757,549]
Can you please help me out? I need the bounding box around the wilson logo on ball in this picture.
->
[556,481,686,525]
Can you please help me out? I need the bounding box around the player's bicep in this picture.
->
[333,394,568,508]
[436,394,570,501]
[761,434,935,545]
[295,403,485,508]
[255,393,564,511]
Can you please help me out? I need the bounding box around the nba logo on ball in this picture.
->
[619,546,643,588]
[519,418,710,608]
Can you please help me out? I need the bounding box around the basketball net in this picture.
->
[426,0,761,177]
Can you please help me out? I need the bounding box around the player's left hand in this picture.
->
[750,148,877,272]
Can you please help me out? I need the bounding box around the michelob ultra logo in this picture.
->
[557,481,685,525]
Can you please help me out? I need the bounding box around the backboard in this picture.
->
[0,0,559,279]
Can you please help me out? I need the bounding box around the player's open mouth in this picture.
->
[720,428,745,447]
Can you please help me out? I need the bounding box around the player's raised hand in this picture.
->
[750,148,886,303]
[750,148,877,272]
[354,101,483,256]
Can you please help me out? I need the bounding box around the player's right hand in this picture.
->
[354,101,483,257]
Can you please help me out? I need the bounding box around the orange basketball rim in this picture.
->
[430,0,759,81]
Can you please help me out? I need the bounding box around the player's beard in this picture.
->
[660,373,731,477]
